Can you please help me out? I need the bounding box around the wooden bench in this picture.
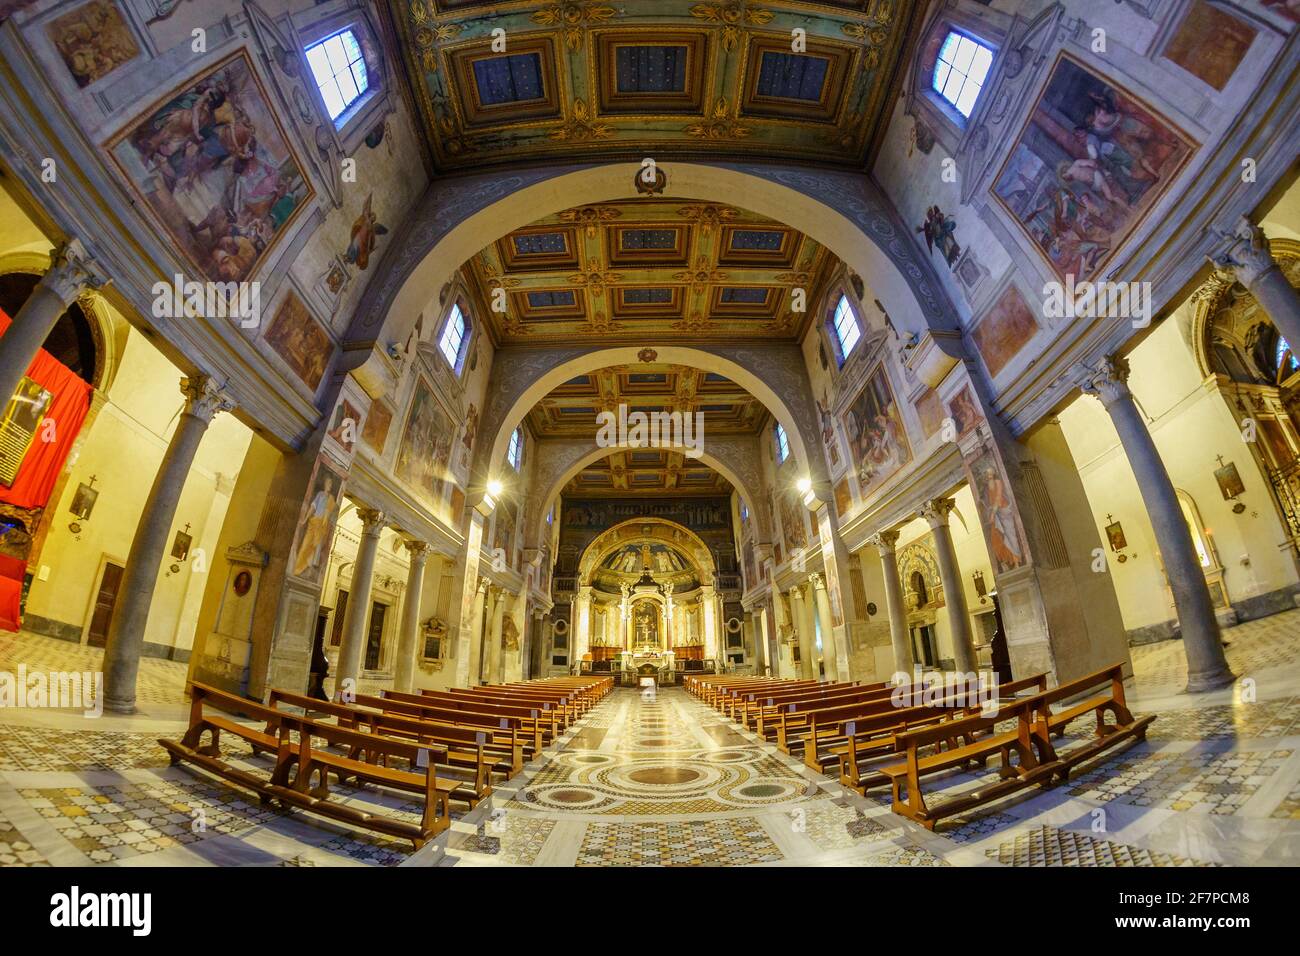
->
[877,663,1155,830]
[834,674,1048,788]
[161,682,454,849]
[879,696,1060,830]
[269,688,502,803]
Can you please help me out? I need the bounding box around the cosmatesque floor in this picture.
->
[2,611,1300,867]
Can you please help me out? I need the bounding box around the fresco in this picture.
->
[47,0,139,88]
[264,291,332,392]
[947,385,983,439]
[290,458,344,583]
[842,364,911,493]
[914,387,946,439]
[1162,1,1255,91]
[395,379,454,509]
[108,51,313,283]
[992,54,1194,282]
[780,488,808,556]
[361,399,392,452]
[973,283,1040,378]
[965,440,1027,575]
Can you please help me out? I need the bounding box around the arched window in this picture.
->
[774,422,790,464]
[437,303,468,371]
[1177,493,1213,569]
[1277,336,1298,382]
[830,293,861,363]
[305,29,370,126]
[507,426,524,471]
[931,30,993,119]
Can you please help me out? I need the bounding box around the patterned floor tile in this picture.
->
[985,825,1218,867]
[575,818,784,866]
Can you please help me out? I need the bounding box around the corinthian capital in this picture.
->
[808,571,825,590]
[1075,355,1132,408]
[1210,215,1277,287]
[919,497,956,528]
[179,375,236,423]
[869,529,900,556]
[43,238,110,303]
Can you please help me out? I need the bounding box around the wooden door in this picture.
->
[86,562,124,648]
[364,601,386,671]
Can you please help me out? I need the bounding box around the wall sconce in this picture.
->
[1214,456,1247,514]
[972,569,988,604]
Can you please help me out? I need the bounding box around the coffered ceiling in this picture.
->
[462,198,837,344]
[536,364,752,496]
[385,0,919,172]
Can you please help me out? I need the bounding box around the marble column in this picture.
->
[0,239,107,411]
[1213,216,1300,351]
[920,498,976,673]
[575,585,593,661]
[487,585,507,684]
[701,583,719,660]
[870,530,911,678]
[789,584,815,679]
[809,572,839,681]
[335,507,387,696]
[393,540,430,693]
[102,377,233,713]
[1078,356,1235,692]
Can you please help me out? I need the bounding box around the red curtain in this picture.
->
[0,305,93,510]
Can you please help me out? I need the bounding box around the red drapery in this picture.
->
[0,306,93,508]
[0,305,94,630]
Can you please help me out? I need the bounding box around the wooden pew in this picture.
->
[414,689,562,740]
[834,674,1049,788]
[160,682,454,849]
[880,695,1059,830]
[381,690,552,751]
[268,688,502,802]
[877,663,1155,830]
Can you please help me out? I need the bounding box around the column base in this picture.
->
[102,696,138,715]
[1184,667,1238,694]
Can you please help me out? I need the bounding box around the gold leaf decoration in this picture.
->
[559,205,622,238]
[685,100,750,140]
[533,2,618,51]
[691,2,771,51]
[549,98,614,142]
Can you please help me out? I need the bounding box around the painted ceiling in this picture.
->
[385,0,918,172]
[463,198,837,344]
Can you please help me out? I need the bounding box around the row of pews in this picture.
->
[686,664,1153,830]
[159,675,612,848]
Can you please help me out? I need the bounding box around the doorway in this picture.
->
[911,623,938,668]
[86,560,124,648]
[363,601,387,671]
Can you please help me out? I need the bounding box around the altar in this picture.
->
[623,648,674,686]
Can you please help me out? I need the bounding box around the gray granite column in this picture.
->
[0,240,108,410]
[870,530,912,678]
[1078,356,1235,693]
[920,498,976,673]
[335,507,387,696]
[393,540,430,693]
[1213,216,1300,352]
[102,376,234,713]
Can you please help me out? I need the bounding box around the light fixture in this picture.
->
[487,479,503,497]
[796,477,812,494]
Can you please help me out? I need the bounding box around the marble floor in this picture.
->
[2,610,1300,867]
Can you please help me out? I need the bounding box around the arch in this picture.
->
[576,517,718,584]
[350,161,960,352]
[481,345,819,495]
[527,435,769,549]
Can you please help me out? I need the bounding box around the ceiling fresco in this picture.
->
[385,0,918,172]
[463,198,837,344]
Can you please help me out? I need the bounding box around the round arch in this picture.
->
[353,161,959,354]
[486,346,815,489]
[576,517,718,585]
[533,442,762,550]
